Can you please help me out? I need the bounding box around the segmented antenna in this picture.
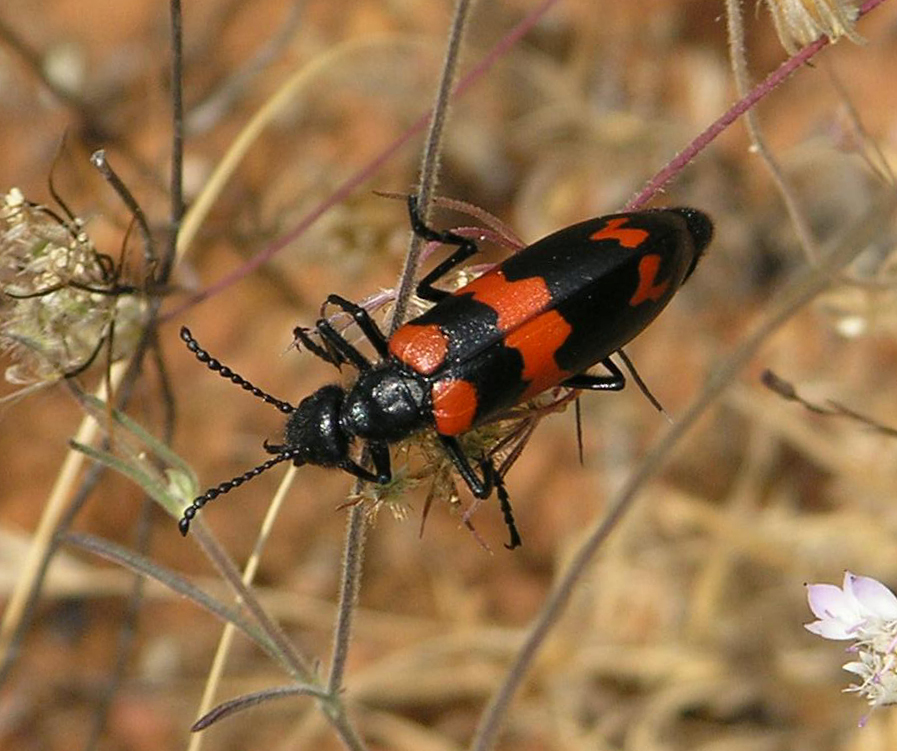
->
[179,450,302,535]
[180,327,294,414]
[178,327,301,534]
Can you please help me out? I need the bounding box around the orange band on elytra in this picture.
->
[589,216,649,248]
[388,323,449,375]
[432,378,478,435]
[629,254,670,306]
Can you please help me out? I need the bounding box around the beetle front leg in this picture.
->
[313,316,373,372]
[322,294,391,360]
[339,441,392,485]
[293,325,341,366]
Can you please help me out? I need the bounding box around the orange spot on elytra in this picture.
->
[389,323,448,375]
[462,270,552,332]
[589,217,649,248]
[504,310,573,400]
[432,379,478,435]
[629,254,670,306]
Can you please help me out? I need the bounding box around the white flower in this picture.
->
[764,0,865,54]
[0,188,145,384]
[806,572,897,724]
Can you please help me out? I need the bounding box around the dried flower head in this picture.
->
[0,188,145,385]
[806,571,897,725]
[764,0,865,54]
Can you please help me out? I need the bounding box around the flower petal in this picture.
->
[805,618,857,639]
[846,573,897,620]
[807,582,863,623]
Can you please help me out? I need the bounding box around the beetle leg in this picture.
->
[438,435,522,549]
[616,348,666,415]
[438,435,490,497]
[303,294,392,372]
[314,317,373,372]
[323,294,391,360]
[338,460,384,484]
[562,357,626,391]
[292,325,342,366]
[369,441,393,484]
[61,324,111,378]
[339,441,391,485]
[407,195,481,303]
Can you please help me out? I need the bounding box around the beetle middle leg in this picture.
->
[439,434,522,549]
[407,195,482,303]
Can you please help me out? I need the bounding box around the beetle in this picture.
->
[179,196,713,547]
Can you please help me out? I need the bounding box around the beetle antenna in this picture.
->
[495,472,522,550]
[617,348,671,422]
[574,397,585,465]
[180,327,294,415]
[179,450,302,535]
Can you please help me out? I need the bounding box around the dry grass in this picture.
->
[2,1,897,749]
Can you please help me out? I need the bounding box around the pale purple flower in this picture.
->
[806,572,897,724]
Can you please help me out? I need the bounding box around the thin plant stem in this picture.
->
[469,195,896,751]
[90,150,155,269]
[724,0,820,261]
[389,0,474,334]
[84,498,153,751]
[191,684,331,731]
[162,0,561,323]
[191,521,315,681]
[165,0,184,283]
[188,466,318,751]
[186,3,306,135]
[626,0,888,211]
[326,505,367,696]
[0,361,127,668]
[0,458,106,684]
[170,36,417,272]
[0,324,166,686]
[325,0,478,706]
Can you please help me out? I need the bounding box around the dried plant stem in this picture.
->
[323,1,478,722]
[90,150,155,268]
[0,15,155,180]
[187,519,315,682]
[724,0,820,261]
[188,465,302,751]
[326,505,368,695]
[0,361,128,665]
[470,197,896,751]
[174,35,416,266]
[322,9,479,744]
[165,0,184,281]
[186,4,305,135]
[389,0,474,333]
[626,0,888,211]
[86,499,153,751]
[164,0,560,322]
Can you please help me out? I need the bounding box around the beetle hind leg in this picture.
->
[562,357,626,391]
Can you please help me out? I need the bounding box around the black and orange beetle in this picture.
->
[179,197,712,547]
